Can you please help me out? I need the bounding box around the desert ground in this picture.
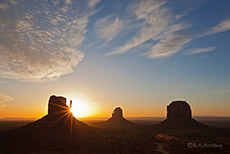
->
[0,117,229,154]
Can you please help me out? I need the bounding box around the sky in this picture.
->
[0,0,229,119]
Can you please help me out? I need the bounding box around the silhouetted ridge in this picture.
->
[0,95,100,153]
[2,95,97,139]
[155,101,209,130]
[24,95,95,132]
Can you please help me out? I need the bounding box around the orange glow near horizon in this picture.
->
[68,98,93,118]
[1,96,230,119]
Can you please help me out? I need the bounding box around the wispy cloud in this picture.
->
[184,46,216,55]
[107,0,191,58]
[0,0,94,82]
[147,23,191,58]
[88,0,100,8]
[148,35,191,58]
[106,1,229,59]
[107,0,168,55]
[94,16,124,42]
[65,0,71,5]
[0,3,8,9]
[215,89,230,95]
[203,19,230,36]
[0,93,13,108]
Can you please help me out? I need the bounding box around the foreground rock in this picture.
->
[155,101,209,130]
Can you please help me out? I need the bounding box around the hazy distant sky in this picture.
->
[0,0,229,118]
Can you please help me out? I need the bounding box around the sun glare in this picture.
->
[68,99,91,118]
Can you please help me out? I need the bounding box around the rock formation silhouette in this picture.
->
[0,98,227,154]
[167,101,192,119]
[48,95,69,115]
[22,95,93,133]
[105,107,134,128]
[0,95,98,153]
[155,101,208,130]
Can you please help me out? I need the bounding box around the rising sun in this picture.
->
[68,99,91,118]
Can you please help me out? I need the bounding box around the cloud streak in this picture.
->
[0,3,8,9]
[203,19,230,36]
[184,47,216,55]
[215,89,230,95]
[88,0,101,8]
[148,34,191,58]
[0,93,13,108]
[94,16,124,42]
[106,0,229,59]
[107,0,191,58]
[0,0,92,82]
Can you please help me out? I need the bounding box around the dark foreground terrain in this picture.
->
[0,119,230,154]
[1,98,229,153]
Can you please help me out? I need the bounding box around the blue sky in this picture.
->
[0,0,229,117]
